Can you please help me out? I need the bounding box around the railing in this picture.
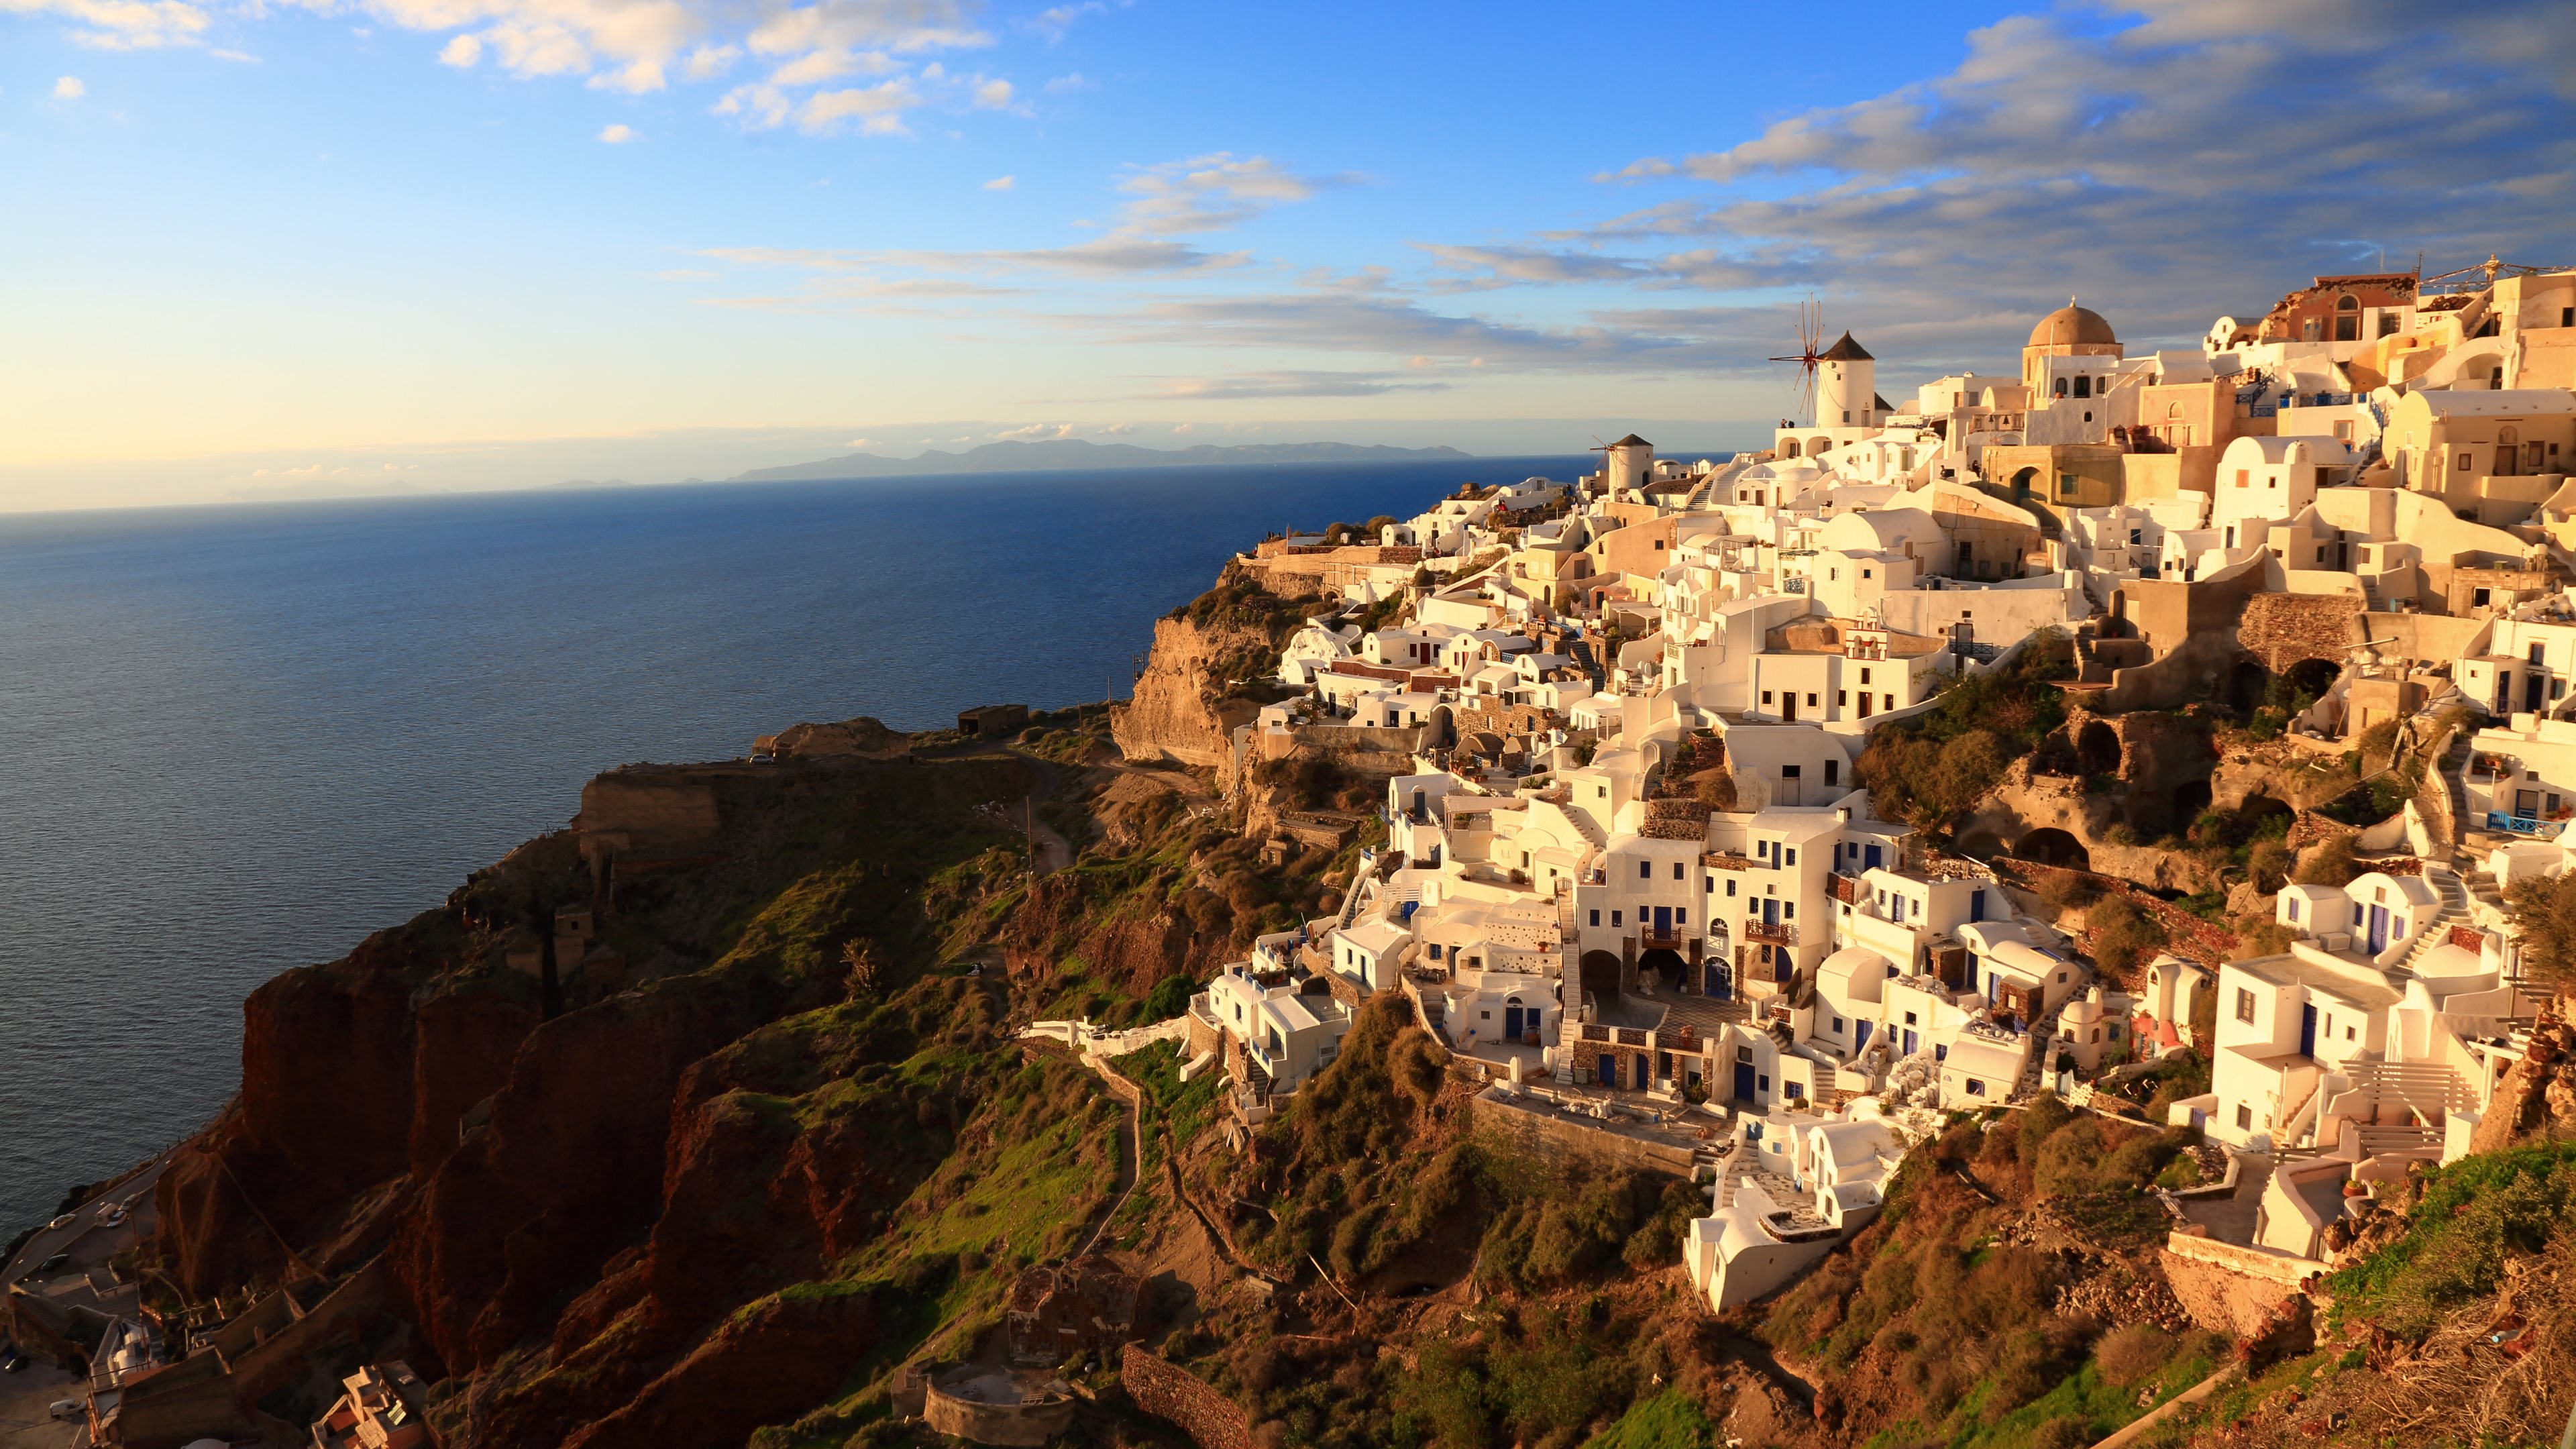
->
[1638,928,1690,951]
[1745,920,1796,946]
[2487,812,2548,836]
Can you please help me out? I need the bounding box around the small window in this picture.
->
[1737,1045,1752,1063]
[2235,987,2257,1024]
[1783,764,1801,780]
[1727,880,1737,898]
[1589,909,1601,927]
[1966,1078,1986,1097]
[1611,910,1623,926]
[2236,1103,2253,1130]
[1785,850,1798,868]
[1673,861,1685,881]
[1831,1016,1845,1033]
[1640,860,1652,879]
[1825,759,1839,786]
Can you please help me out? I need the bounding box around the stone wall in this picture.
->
[2158,1233,2324,1337]
[1122,1343,1253,1449]
[2237,593,2367,672]
[1466,1088,1697,1173]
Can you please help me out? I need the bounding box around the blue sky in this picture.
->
[4,0,2573,508]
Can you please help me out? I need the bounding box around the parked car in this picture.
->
[97,1205,128,1228]
[49,1398,81,1421]
[34,1253,70,1275]
[47,1214,76,1231]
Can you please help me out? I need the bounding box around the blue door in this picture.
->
[1599,1054,1617,1085]
[1635,1055,1652,1089]
[1733,1063,1757,1102]
[1970,889,1986,922]
[1902,1028,1918,1056]
[1854,1021,1874,1055]
[2300,1004,2318,1057]
[1504,1005,1525,1040]
[1705,961,1731,999]
[1653,905,1671,934]
[1763,898,1779,925]
[1864,844,1883,870]
[2367,905,2390,953]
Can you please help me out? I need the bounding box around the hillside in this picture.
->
[112,561,2576,1449]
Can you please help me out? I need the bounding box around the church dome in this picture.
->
[2027,304,2117,348]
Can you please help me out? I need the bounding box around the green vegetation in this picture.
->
[1581,1391,1718,1448]
[2324,1141,2576,1337]
[2504,869,2576,991]
[1858,637,2072,831]
[2084,896,2170,981]
[1764,1102,2200,1446]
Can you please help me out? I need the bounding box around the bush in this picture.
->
[2037,870,2101,910]
[2504,870,2576,992]
[2295,833,2360,887]
[2093,1322,2175,1387]
[2086,896,2169,981]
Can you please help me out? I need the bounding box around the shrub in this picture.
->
[2037,870,2101,910]
[2094,1323,2174,1387]
[2246,837,2294,893]
[2086,896,2169,980]
[2504,870,2576,992]
[2295,833,2360,887]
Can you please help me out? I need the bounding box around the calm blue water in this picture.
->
[0,458,1589,1236]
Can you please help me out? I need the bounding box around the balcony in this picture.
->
[2487,811,2550,836]
[1745,920,1797,946]
[1638,928,1691,951]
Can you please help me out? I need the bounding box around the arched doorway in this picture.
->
[2282,658,2340,705]
[2226,661,2270,716]
[1638,947,1685,995]
[2011,466,2039,502]
[2076,720,2121,776]
[2334,292,2360,342]
[1502,994,1530,1044]
[1781,439,1801,458]
[2015,828,2090,869]
[1579,950,1623,1004]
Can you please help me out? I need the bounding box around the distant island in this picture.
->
[731,437,1476,482]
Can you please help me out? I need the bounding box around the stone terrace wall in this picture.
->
[1122,1343,1253,1449]
[2237,593,2367,672]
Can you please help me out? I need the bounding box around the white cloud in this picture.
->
[1170,423,1192,433]
[597,121,637,142]
[52,74,85,97]
[1095,423,1134,435]
[765,46,894,86]
[996,421,1079,439]
[796,76,917,134]
[971,76,1010,109]
[437,32,479,66]
[5,0,207,50]
[1114,152,1350,236]
[680,43,736,80]
[844,437,873,447]
[982,174,1014,191]
[1024,1,1102,42]
[655,268,714,279]
[210,45,257,60]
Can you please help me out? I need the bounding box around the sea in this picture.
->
[0,455,1593,1236]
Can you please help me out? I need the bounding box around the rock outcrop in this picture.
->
[1114,614,1265,769]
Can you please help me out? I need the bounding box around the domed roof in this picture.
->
[2027,303,2117,348]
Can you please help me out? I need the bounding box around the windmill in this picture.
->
[1768,297,1827,425]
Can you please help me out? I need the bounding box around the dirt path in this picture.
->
[1073,1053,1142,1256]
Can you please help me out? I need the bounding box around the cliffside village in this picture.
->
[1171,262,2575,1316]
[9,260,2576,1449]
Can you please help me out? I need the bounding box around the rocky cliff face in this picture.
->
[1113,613,1263,769]
[144,742,1098,1449]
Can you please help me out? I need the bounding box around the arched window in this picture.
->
[2053,377,2069,398]
[2334,293,2360,342]
[2498,425,2521,476]
[2074,375,2092,398]
[1781,438,1800,457]
[2167,402,2185,419]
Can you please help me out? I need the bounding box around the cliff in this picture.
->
[1113,569,1322,769]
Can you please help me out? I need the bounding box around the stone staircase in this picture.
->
[2350,1122,2444,1156]
[2014,1022,2058,1099]
[2394,863,2481,973]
